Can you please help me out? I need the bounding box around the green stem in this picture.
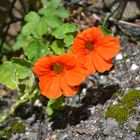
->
[0,92,35,123]
[102,12,111,27]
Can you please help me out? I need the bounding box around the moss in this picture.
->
[10,119,26,133]
[0,119,26,139]
[136,123,140,135]
[105,105,130,123]
[105,88,140,124]
[122,89,140,109]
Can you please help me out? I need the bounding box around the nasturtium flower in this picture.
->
[32,54,87,99]
[71,27,120,74]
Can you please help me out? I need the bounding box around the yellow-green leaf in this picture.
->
[51,40,65,55]
[0,62,17,89]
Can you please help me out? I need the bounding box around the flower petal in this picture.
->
[65,65,87,86]
[32,56,55,77]
[76,27,104,42]
[83,55,96,75]
[61,77,77,96]
[92,52,112,73]
[72,27,104,56]
[95,36,120,60]
[76,55,96,75]
[39,76,62,99]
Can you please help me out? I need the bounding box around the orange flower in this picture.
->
[32,54,87,99]
[72,27,120,74]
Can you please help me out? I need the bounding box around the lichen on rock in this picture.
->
[105,89,140,123]
[0,119,26,139]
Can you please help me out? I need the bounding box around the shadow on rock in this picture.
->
[50,84,120,130]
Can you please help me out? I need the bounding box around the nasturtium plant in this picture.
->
[0,0,121,122]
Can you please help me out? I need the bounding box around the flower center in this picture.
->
[52,63,64,74]
[86,42,94,50]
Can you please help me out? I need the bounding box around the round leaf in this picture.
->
[25,40,51,62]
[64,35,74,47]
[0,62,17,89]
[24,11,40,22]
[51,40,65,55]
[11,57,33,79]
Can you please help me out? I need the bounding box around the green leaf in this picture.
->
[50,0,61,8]
[99,25,113,36]
[21,22,36,36]
[0,113,7,123]
[11,57,33,68]
[25,40,51,62]
[12,35,33,51]
[64,35,74,47]
[63,23,77,34]
[51,40,65,55]
[53,23,77,39]
[52,27,65,39]
[40,0,48,6]
[0,62,17,89]
[56,8,69,18]
[39,6,56,16]
[39,5,69,18]
[11,58,33,79]
[46,16,62,28]
[23,11,49,37]
[35,17,48,36]
[46,96,64,116]
[25,15,49,36]
[24,11,40,22]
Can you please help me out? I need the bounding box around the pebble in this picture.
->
[112,100,118,105]
[131,64,139,71]
[115,53,123,60]
[34,99,42,107]
[88,106,96,115]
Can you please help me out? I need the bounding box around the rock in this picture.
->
[128,119,139,130]
[104,0,140,20]
[103,118,118,135]
[88,106,96,115]
[131,64,139,71]
[115,53,123,60]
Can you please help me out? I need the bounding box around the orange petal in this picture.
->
[77,55,96,75]
[32,56,54,77]
[57,53,76,68]
[61,77,77,96]
[95,36,120,60]
[83,55,96,75]
[65,65,87,86]
[39,76,52,91]
[76,27,104,42]
[72,38,87,55]
[32,65,52,77]
[39,77,62,99]
[92,52,112,73]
